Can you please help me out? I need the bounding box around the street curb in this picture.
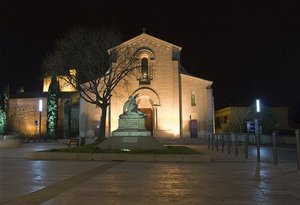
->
[26,152,211,162]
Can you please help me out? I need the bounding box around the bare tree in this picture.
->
[221,105,277,134]
[43,26,139,143]
[220,107,255,133]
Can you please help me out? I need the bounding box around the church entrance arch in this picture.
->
[132,87,160,136]
[139,108,152,134]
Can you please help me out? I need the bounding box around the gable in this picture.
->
[109,33,182,52]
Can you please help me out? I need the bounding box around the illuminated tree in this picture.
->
[47,75,60,139]
[43,26,139,143]
[0,87,9,135]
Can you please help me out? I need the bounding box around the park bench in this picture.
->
[64,137,80,148]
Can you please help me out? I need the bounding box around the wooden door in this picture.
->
[139,108,152,135]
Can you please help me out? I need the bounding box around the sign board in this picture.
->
[246,121,255,133]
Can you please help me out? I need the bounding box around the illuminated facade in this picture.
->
[79,33,214,139]
[7,92,79,138]
[43,69,77,92]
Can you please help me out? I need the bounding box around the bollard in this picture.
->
[235,134,238,157]
[245,134,249,159]
[256,132,261,163]
[222,135,225,153]
[211,135,215,150]
[296,129,300,170]
[228,136,231,155]
[272,131,278,165]
[216,135,219,152]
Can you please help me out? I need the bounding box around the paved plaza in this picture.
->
[0,140,299,205]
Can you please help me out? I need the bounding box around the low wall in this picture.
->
[0,134,22,148]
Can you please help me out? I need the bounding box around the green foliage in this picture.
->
[0,110,7,134]
[47,75,60,139]
[0,87,9,135]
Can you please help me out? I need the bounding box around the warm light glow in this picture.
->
[164,118,180,137]
[256,99,260,113]
[43,69,77,92]
[39,100,43,112]
[25,124,38,136]
[43,76,51,92]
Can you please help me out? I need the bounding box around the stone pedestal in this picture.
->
[98,94,165,150]
[97,136,166,150]
[112,115,151,137]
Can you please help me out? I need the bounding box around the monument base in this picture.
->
[112,128,151,137]
[97,136,167,150]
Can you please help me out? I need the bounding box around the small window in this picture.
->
[139,57,150,84]
[191,91,196,106]
[141,58,148,79]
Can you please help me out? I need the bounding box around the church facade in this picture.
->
[79,33,214,139]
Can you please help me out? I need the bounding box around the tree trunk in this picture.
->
[97,102,108,143]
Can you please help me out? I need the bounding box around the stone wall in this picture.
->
[8,97,63,138]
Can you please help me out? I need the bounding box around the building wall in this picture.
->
[79,34,214,139]
[8,97,63,138]
[215,106,293,133]
[271,107,291,130]
[43,69,77,92]
[181,74,213,137]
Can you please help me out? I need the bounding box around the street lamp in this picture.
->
[256,99,260,113]
[255,99,261,163]
[38,99,42,139]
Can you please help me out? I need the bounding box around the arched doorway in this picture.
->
[139,108,152,134]
[133,87,160,136]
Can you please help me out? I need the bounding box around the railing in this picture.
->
[208,133,242,157]
[207,132,300,170]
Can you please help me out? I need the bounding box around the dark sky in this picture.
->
[1,0,299,109]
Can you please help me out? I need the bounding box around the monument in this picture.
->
[112,94,151,137]
[97,94,166,150]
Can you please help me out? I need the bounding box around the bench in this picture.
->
[64,137,80,148]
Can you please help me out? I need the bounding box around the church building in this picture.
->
[79,32,214,139]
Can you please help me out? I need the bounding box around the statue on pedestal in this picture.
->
[121,94,146,118]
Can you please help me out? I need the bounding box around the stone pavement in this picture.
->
[0,140,300,205]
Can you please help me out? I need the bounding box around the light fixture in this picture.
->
[256,99,260,113]
[39,99,43,112]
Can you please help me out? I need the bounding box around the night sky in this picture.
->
[1,0,299,109]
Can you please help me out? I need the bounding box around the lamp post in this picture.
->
[38,99,43,140]
[255,99,261,163]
